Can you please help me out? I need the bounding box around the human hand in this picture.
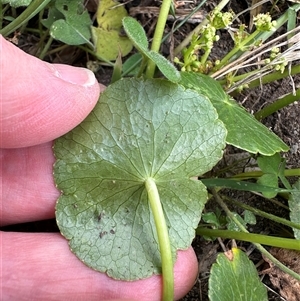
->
[0,36,198,300]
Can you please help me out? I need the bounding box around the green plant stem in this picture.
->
[173,0,230,56]
[210,188,300,281]
[248,64,300,89]
[219,68,263,87]
[216,30,260,70]
[287,5,297,46]
[196,228,300,250]
[224,64,300,93]
[39,35,52,60]
[254,88,300,120]
[77,45,114,67]
[256,242,300,281]
[38,8,44,37]
[200,47,211,66]
[137,56,149,77]
[145,178,173,301]
[122,0,208,77]
[165,0,207,49]
[0,0,51,36]
[232,168,300,180]
[146,0,173,78]
[221,195,300,231]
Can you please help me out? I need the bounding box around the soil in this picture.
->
[1,0,299,300]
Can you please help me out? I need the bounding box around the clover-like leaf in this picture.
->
[54,78,226,280]
[180,72,289,155]
[49,0,92,46]
[42,6,64,30]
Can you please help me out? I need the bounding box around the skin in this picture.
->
[0,35,198,300]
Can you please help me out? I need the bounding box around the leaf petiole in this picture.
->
[0,0,52,36]
[145,177,174,301]
[146,0,173,78]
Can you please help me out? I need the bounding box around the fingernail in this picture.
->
[52,65,96,87]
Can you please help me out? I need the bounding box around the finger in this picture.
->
[0,36,102,148]
[1,142,58,226]
[1,232,198,300]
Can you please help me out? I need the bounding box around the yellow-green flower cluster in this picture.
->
[253,13,276,32]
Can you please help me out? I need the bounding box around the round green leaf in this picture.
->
[209,248,268,301]
[54,78,226,280]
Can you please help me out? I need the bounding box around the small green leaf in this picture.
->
[41,6,64,29]
[202,212,222,227]
[122,17,181,82]
[257,153,284,198]
[257,173,278,198]
[209,248,268,301]
[257,153,282,174]
[1,0,32,7]
[122,17,149,51]
[179,72,289,155]
[289,180,300,240]
[111,52,122,83]
[227,213,246,231]
[147,51,181,82]
[54,78,226,280]
[243,210,256,225]
[49,0,92,46]
[122,53,142,76]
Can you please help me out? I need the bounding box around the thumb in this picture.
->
[0,35,102,148]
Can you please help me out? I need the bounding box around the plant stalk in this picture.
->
[216,30,259,70]
[224,64,300,93]
[145,178,174,301]
[173,0,230,56]
[146,0,173,78]
[196,228,300,250]
[122,0,209,77]
[248,64,300,89]
[0,0,51,36]
[221,195,300,231]
[254,88,300,120]
[39,35,52,60]
[232,168,300,180]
